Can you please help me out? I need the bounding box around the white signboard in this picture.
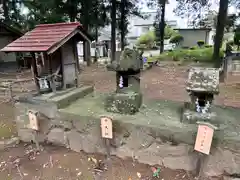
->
[100,116,113,139]
[28,110,39,131]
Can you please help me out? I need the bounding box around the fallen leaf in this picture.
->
[137,172,141,178]
[91,157,98,164]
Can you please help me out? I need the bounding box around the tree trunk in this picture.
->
[111,0,116,62]
[159,0,166,54]
[120,0,126,51]
[2,0,9,22]
[94,27,98,63]
[212,0,229,68]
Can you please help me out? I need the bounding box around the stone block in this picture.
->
[123,126,154,150]
[203,148,240,177]
[50,118,73,130]
[47,128,67,146]
[72,117,100,134]
[15,114,29,129]
[18,128,46,143]
[81,133,105,154]
[18,128,33,142]
[135,143,197,171]
[224,177,240,180]
[66,128,105,154]
[50,86,94,109]
[182,110,218,126]
[163,154,198,171]
[66,130,83,152]
[105,92,142,114]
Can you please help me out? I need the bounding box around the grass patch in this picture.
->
[0,122,16,139]
[0,103,16,139]
[147,47,224,64]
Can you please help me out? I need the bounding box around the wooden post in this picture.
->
[48,55,56,93]
[59,48,67,90]
[8,83,13,101]
[194,122,218,179]
[73,39,80,87]
[100,116,113,160]
[31,52,40,93]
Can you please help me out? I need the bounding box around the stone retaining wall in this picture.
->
[15,100,240,178]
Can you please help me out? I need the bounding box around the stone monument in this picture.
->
[181,67,220,124]
[105,47,142,114]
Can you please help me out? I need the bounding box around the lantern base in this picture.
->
[105,92,142,115]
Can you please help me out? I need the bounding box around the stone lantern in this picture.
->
[105,47,143,114]
[181,67,220,124]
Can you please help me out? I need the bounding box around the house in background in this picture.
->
[174,28,212,47]
[127,12,178,46]
[0,22,23,71]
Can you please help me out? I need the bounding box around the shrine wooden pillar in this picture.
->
[73,38,79,87]
[30,52,40,93]
[48,54,56,93]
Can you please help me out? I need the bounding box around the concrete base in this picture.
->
[15,93,240,177]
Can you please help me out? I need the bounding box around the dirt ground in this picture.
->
[0,63,238,180]
[0,144,201,180]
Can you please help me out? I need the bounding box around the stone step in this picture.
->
[50,86,94,109]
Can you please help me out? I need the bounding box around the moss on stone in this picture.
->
[105,92,142,115]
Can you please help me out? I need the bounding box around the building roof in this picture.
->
[1,22,92,54]
[0,22,23,36]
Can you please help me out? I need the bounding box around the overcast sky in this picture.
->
[140,0,239,28]
[22,0,239,28]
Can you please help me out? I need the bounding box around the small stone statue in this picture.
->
[105,47,142,115]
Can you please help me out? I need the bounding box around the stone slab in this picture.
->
[33,86,94,109]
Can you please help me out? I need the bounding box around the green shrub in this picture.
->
[197,40,205,47]
[137,31,155,49]
[169,35,184,46]
[227,40,234,46]
[189,46,198,50]
[204,45,213,48]
[147,47,224,63]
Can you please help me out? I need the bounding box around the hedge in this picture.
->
[147,47,224,63]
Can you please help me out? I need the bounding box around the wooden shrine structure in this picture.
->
[0,22,92,93]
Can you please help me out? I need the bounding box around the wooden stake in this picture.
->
[100,116,113,160]
[105,139,111,160]
[8,83,13,101]
[32,130,40,151]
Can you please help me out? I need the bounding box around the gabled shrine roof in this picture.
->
[1,22,92,54]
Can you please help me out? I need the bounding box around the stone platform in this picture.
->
[15,91,240,177]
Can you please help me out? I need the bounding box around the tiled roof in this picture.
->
[1,22,91,53]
